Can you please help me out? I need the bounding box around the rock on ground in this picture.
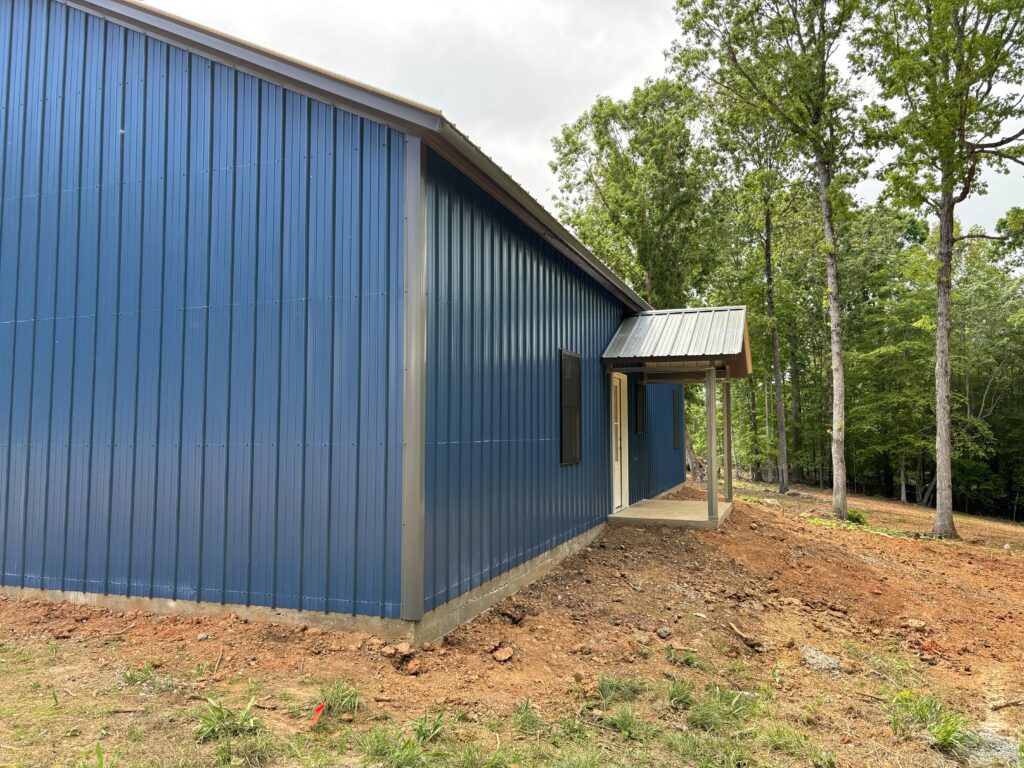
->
[801,646,842,674]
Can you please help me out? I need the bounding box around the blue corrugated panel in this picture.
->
[0,0,405,618]
[423,151,632,612]
[628,380,686,503]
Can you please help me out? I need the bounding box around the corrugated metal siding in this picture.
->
[0,0,405,617]
[604,307,747,361]
[628,381,685,503]
[423,151,627,612]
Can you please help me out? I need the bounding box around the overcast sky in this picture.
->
[148,0,1020,233]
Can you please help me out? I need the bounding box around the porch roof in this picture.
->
[602,306,753,381]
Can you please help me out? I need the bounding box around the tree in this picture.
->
[855,0,1024,537]
[675,0,862,518]
[549,78,723,307]
[710,100,809,492]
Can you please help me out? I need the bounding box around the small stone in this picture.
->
[750,522,758,530]
[394,641,414,658]
[1004,543,1012,551]
[196,633,209,641]
[656,627,673,640]
[492,646,514,663]
[380,646,397,658]
[340,713,354,723]
[902,618,927,631]
[405,658,424,675]
[802,646,841,674]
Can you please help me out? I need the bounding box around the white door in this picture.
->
[611,373,629,510]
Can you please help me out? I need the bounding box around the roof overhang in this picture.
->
[602,307,753,382]
[62,0,652,313]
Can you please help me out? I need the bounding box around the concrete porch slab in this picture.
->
[607,498,732,530]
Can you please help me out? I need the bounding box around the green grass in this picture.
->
[194,697,263,743]
[411,710,446,745]
[665,646,712,671]
[846,508,868,525]
[358,726,440,768]
[119,662,176,692]
[602,705,657,741]
[446,743,516,768]
[884,690,980,757]
[596,675,645,705]
[686,686,762,733]
[667,679,697,711]
[312,679,363,719]
[512,699,545,733]
[668,731,754,768]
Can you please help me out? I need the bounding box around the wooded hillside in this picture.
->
[551,0,1024,525]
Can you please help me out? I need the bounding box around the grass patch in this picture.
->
[667,679,697,711]
[447,743,515,768]
[596,675,645,705]
[846,508,868,525]
[119,662,175,692]
[358,726,440,768]
[195,697,263,743]
[411,710,446,745]
[686,686,762,733]
[763,725,836,767]
[668,731,754,768]
[512,699,545,733]
[602,705,657,741]
[665,646,712,671]
[808,516,915,539]
[885,691,980,757]
[544,746,606,768]
[313,679,363,719]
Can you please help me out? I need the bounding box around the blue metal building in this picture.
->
[0,0,749,637]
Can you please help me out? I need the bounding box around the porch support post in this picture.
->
[723,377,733,502]
[705,367,718,524]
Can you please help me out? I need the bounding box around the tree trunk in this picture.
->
[814,153,847,520]
[684,426,705,483]
[919,475,937,509]
[932,189,958,538]
[900,462,907,503]
[747,377,763,482]
[763,204,789,493]
[789,341,803,484]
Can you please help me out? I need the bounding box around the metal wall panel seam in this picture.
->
[400,134,425,620]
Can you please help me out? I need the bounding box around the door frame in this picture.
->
[610,372,630,511]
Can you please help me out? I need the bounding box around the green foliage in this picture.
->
[411,711,445,745]
[512,699,545,733]
[667,731,754,768]
[665,646,711,670]
[885,690,980,757]
[686,686,762,732]
[314,680,363,718]
[845,508,867,525]
[358,726,440,768]
[550,78,724,307]
[602,706,657,741]
[195,698,262,743]
[668,679,697,710]
[595,675,645,705]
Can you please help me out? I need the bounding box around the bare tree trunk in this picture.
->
[919,475,937,509]
[900,462,907,503]
[747,377,763,482]
[932,189,958,538]
[763,204,789,493]
[684,426,705,483]
[789,341,803,484]
[814,153,847,520]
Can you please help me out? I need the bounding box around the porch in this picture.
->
[603,306,752,530]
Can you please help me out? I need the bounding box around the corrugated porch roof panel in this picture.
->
[603,307,746,361]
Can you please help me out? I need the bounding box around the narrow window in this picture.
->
[635,383,646,434]
[673,388,681,450]
[560,350,582,465]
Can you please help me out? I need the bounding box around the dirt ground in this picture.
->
[1,482,1022,767]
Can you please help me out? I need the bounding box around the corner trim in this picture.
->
[400,136,427,621]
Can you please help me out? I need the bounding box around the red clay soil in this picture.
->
[1,482,1022,765]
